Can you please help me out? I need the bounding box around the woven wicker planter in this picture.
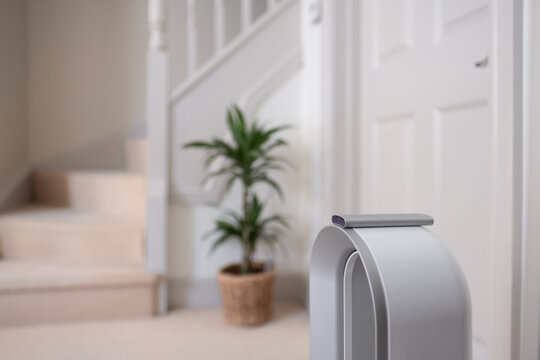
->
[217,262,276,326]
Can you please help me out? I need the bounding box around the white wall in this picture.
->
[168,72,307,307]
[27,0,147,169]
[0,0,28,204]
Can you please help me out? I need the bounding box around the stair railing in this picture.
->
[171,0,295,102]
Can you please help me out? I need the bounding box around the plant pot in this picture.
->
[217,262,276,326]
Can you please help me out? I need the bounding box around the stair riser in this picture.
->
[0,285,156,327]
[33,172,146,219]
[0,222,144,266]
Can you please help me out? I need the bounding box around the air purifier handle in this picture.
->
[331,213,434,229]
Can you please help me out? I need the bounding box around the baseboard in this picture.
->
[168,272,307,309]
[0,167,32,212]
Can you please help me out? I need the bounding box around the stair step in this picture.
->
[32,170,146,219]
[125,138,147,174]
[0,205,144,266]
[0,261,159,326]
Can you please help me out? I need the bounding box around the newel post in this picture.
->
[146,0,169,315]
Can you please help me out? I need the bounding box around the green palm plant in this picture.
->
[184,105,291,274]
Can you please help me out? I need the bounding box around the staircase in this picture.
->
[0,0,300,323]
[0,139,159,327]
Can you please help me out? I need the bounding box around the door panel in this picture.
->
[361,1,506,359]
[375,0,413,66]
[371,116,415,213]
[435,0,490,44]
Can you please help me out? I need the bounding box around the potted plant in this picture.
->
[184,105,290,326]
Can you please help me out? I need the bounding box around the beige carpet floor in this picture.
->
[0,302,309,360]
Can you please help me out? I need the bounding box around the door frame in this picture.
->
[516,0,539,358]
[318,0,362,220]
[320,0,524,359]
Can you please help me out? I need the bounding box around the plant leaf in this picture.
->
[261,214,290,229]
[210,234,232,253]
[201,165,239,186]
[183,141,214,149]
[254,175,284,200]
[263,138,289,152]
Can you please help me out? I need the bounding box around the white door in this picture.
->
[360,0,512,359]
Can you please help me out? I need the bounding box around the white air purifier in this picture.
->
[310,214,471,360]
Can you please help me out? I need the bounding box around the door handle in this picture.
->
[475,56,489,68]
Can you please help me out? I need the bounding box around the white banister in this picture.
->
[186,0,198,75]
[146,0,169,315]
[148,0,166,50]
[170,0,297,103]
[214,0,225,54]
[242,0,252,31]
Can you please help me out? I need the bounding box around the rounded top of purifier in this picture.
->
[331,214,434,228]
